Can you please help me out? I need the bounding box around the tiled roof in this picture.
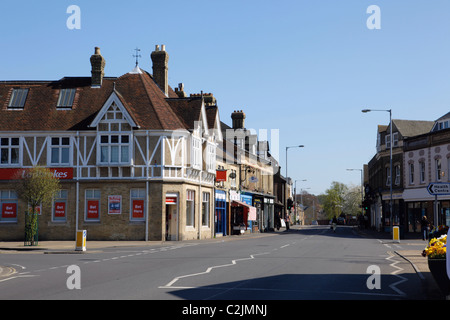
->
[0,70,189,132]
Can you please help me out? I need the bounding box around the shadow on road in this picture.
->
[165,273,422,300]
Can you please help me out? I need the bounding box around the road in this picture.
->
[0,225,426,301]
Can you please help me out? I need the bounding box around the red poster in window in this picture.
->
[132,200,144,219]
[54,202,66,218]
[2,203,17,218]
[87,200,99,219]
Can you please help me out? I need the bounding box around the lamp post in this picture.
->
[347,168,364,217]
[294,179,307,224]
[362,108,393,232]
[285,145,305,178]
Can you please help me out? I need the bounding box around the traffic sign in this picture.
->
[427,183,450,196]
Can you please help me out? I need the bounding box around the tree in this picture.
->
[14,167,60,246]
[322,181,348,220]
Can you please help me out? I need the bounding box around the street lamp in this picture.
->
[362,108,393,231]
[285,145,305,178]
[347,168,364,217]
[294,179,307,225]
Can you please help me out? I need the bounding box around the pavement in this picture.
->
[0,225,446,300]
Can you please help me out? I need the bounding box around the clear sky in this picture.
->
[2,0,450,195]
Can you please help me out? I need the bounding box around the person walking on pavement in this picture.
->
[420,215,430,241]
[332,216,338,233]
[285,212,290,231]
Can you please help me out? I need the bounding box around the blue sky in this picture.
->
[2,0,450,195]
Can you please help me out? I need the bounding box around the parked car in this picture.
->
[337,217,346,225]
[311,220,318,225]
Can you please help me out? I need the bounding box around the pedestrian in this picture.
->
[420,215,430,241]
[285,212,290,231]
[332,216,337,233]
[276,211,281,231]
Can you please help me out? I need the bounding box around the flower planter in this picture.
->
[428,258,450,296]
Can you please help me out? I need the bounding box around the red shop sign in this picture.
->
[0,168,74,180]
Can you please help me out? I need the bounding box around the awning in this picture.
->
[231,200,257,221]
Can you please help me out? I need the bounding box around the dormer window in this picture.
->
[8,88,28,109]
[57,89,76,109]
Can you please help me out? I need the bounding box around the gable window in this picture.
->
[385,132,398,149]
[99,134,131,165]
[50,137,71,165]
[8,89,28,109]
[1,138,20,165]
[57,89,76,108]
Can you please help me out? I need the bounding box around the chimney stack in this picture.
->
[231,110,246,129]
[151,44,169,96]
[90,47,105,88]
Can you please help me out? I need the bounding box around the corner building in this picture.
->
[0,46,220,241]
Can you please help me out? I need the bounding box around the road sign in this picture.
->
[427,183,450,196]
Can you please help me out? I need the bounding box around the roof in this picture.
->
[391,119,434,138]
[0,69,192,132]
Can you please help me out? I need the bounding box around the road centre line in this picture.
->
[160,252,271,289]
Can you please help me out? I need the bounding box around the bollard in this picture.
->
[75,230,87,252]
[393,226,400,243]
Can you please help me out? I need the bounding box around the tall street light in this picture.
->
[285,145,305,178]
[362,108,393,232]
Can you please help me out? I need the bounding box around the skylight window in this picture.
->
[57,89,76,108]
[8,88,29,109]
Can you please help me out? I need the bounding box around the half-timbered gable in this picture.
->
[0,46,217,241]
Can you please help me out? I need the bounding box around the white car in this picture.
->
[311,220,318,225]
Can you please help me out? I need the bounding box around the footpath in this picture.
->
[0,225,446,299]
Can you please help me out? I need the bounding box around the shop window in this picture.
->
[0,190,18,223]
[186,190,195,227]
[85,189,100,222]
[202,192,210,226]
[53,190,68,222]
[130,189,146,221]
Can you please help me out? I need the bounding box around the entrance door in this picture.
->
[165,204,178,241]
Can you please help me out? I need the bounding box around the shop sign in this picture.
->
[166,196,177,204]
[108,195,122,214]
[0,168,74,180]
[216,170,227,182]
